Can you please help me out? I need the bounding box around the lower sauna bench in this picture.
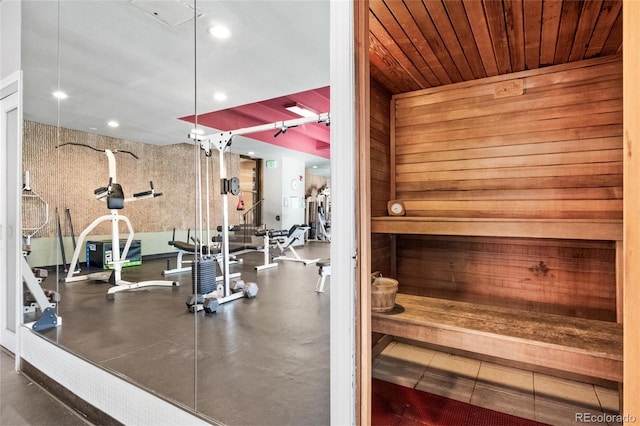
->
[371,293,622,383]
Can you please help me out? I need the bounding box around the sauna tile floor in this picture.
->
[373,341,622,426]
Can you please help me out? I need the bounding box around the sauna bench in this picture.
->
[371,293,623,382]
[370,217,623,241]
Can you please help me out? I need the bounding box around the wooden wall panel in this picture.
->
[624,0,640,417]
[305,171,329,195]
[381,57,622,321]
[393,56,622,221]
[370,79,392,276]
[396,235,617,322]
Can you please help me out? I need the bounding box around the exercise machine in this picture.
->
[22,171,61,331]
[59,144,178,299]
[164,228,242,282]
[315,258,331,293]
[185,131,248,312]
[251,228,279,271]
[272,224,320,265]
[305,186,330,242]
[187,112,329,310]
[165,228,217,275]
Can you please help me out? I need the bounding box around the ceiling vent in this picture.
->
[129,0,202,27]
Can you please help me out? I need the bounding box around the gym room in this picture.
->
[3,1,640,426]
[3,1,340,425]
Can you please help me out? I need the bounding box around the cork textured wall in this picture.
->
[22,121,243,241]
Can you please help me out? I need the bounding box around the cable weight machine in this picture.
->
[187,112,330,313]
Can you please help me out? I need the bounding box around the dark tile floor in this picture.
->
[25,241,331,426]
[0,348,87,425]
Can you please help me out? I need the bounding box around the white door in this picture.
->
[0,84,21,353]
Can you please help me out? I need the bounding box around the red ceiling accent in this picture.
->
[181,86,330,159]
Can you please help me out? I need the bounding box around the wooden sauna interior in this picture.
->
[366,0,623,376]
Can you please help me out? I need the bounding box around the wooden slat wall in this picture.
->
[370,79,392,276]
[624,0,640,417]
[396,235,617,322]
[388,56,622,321]
[394,55,622,220]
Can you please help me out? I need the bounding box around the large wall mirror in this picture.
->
[20,1,330,423]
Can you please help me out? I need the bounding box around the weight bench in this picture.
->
[164,229,241,281]
[315,258,331,292]
[272,224,320,265]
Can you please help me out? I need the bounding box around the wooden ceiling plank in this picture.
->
[540,0,563,66]
[381,0,447,86]
[442,0,487,79]
[554,0,584,64]
[423,0,476,81]
[402,0,463,83]
[585,0,622,58]
[523,0,543,70]
[482,0,512,75]
[504,0,526,72]
[461,0,499,77]
[368,0,621,95]
[370,1,438,87]
[369,31,418,93]
[569,0,604,62]
[601,7,623,56]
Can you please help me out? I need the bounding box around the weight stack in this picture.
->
[192,257,217,295]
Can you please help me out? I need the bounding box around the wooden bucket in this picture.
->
[371,275,399,313]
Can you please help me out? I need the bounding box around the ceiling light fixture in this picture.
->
[191,128,204,135]
[107,120,120,128]
[214,92,227,101]
[52,91,68,100]
[285,103,317,118]
[248,151,255,156]
[208,25,231,40]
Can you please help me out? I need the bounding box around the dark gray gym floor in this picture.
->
[30,242,331,425]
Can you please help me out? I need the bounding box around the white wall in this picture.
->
[262,155,306,233]
[0,0,21,80]
[329,1,356,423]
[262,158,283,230]
[280,156,305,231]
[1,0,22,357]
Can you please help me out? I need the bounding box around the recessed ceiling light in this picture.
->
[107,120,119,128]
[285,103,317,118]
[312,165,318,169]
[52,91,68,100]
[248,151,255,156]
[191,128,204,135]
[208,25,231,39]
[214,92,227,101]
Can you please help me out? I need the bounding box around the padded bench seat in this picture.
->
[371,293,623,382]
